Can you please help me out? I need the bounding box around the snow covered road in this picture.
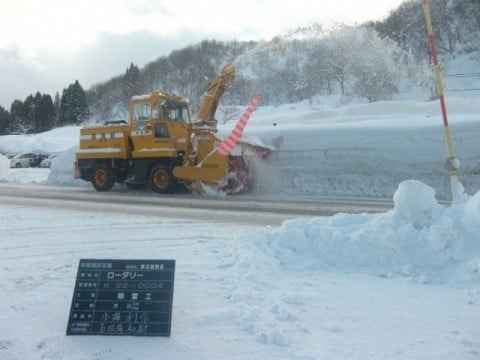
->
[0,183,392,226]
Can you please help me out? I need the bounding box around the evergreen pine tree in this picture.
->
[53,92,61,126]
[0,105,10,134]
[9,100,27,133]
[58,88,70,126]
[59,80,89,125]
[37,94,56,132]
[24,94,36,132]
[123,63,141,103]
[71,80,89,124]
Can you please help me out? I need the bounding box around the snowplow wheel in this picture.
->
[91,166,115,192]
[150,163,176,194]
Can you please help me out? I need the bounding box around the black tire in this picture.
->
[150,163,176,194]
[91,166,115,192]
[15,163,22,168]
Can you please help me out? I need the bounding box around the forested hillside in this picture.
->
[1,0,478,133]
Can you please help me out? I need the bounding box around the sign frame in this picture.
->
[66,259,175,337]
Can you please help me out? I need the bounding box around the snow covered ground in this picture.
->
[1,82,480,358]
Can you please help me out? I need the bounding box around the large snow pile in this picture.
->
[47,146,86,186]
[0,126,79,155]
[199,180,480,349]
[0,153,8,176]
[245,180,480,284]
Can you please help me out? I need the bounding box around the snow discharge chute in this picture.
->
[217,95,261,156]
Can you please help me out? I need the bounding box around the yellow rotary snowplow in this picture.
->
[75,64,270,195]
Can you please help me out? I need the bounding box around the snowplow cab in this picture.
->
[128,91,191,157]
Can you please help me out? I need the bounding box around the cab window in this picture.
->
[151,102,162,120]
[161,101,190,123]
[154,123,169,138]
[133,103,151,122]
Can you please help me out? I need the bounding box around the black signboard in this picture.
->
[67,259,175,336]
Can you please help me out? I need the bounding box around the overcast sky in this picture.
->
[0,0,407,108]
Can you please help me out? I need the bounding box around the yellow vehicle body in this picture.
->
[75,64,262,195]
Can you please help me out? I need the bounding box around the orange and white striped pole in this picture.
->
[217,95,261,155]
[422,0,462,201]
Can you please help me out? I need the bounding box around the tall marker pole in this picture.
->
[422,0,462,201]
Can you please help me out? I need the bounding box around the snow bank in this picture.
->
[237,180,480,284]
[46,146,86,186]
[0,126,80,155]
[197,181,480,347]
[0,154,9,176]
[392,179,442,229]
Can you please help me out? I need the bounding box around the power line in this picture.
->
[445,88,480,92]
[446,73,480,78]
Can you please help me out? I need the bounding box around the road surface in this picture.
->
[0,183,392,225]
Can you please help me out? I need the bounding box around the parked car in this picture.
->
[29,153,49,167]
[10,153,36,168]
[40,153,59,168]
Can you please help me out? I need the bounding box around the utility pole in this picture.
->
[422,0,462,201]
